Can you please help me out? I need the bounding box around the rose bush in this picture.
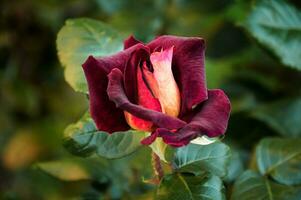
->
[82,35,231,147]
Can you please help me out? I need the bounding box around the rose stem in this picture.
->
[151,151,164,181]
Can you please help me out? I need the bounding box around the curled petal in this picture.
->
[147,35,208,117]
[181,89,231,137]
[140,131,159,145]
[142,89,231,147]
[141,128,191,147]
[107,68,187,130]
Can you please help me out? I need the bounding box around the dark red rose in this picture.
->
[82,35,231,147]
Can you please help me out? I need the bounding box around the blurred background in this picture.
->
[1,0,301,199]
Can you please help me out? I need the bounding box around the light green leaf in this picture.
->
[156,173,225,200]
[173,143,231,177]
[36,159,91,181]
[256,138,301,185]
[146,132,168,162]
[63,112,145,159]
[57,18,123,92]
[251,97,301,137]
[244,0,301,70]
[231,170,301,200]
[36,156,142,198]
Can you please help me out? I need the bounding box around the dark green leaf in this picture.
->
[244,0,301,70]
[63,112,144,159]
[251,97,301,137]
[173,143,231,177]
[156,173,225,200]
[256,138,301,185]
[231,170,301,200]
[57,18,123,92]
[224,149,245,183]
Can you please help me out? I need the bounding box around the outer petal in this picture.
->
[82,56,129,132]
[107,68,187,130]
[142,89,231,147]
[147,35,208,117]
[124,35,143,49]
[186,89,231,137]
[82,44,147,133]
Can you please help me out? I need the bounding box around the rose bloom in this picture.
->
[82,35,231,147]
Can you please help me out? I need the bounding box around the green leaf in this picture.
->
[244,0,301,70]
[231,170,301,200]
[224,148,245,183]
[251,97,301,137]
[63,112,144,159]
[36,159,91,181]
[156,173,225,200]
[173,143,231,177]
[36,156,141,198]
[256,138,301,185]
[57,18,123,92]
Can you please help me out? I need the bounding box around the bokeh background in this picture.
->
[1,0,301,199]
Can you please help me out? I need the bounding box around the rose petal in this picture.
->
[147,35,208,117]
[82,56,129,132]
[107,68,187,130]
[123,45,150,103]
[124,62,162,131]
[143,89,231,147]
[140,131,159,145]
[124,35,142,49]
[82,44,147,132]
[187,89,231,137]
[142,128,191,147]
[150,46,181,117]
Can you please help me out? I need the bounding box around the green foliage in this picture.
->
[36,149,153,199]
[256,138,301,185]
[156,173,225,200]
[224,148,245,183]
[231,170,301,200]
[63,112,145,159]
[231,137,301,199]
[57,18,123,93]
[173,143,231,177]
[252,97,301,137]
[244,0,301,70]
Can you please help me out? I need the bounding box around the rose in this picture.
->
[82,35,231,147]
